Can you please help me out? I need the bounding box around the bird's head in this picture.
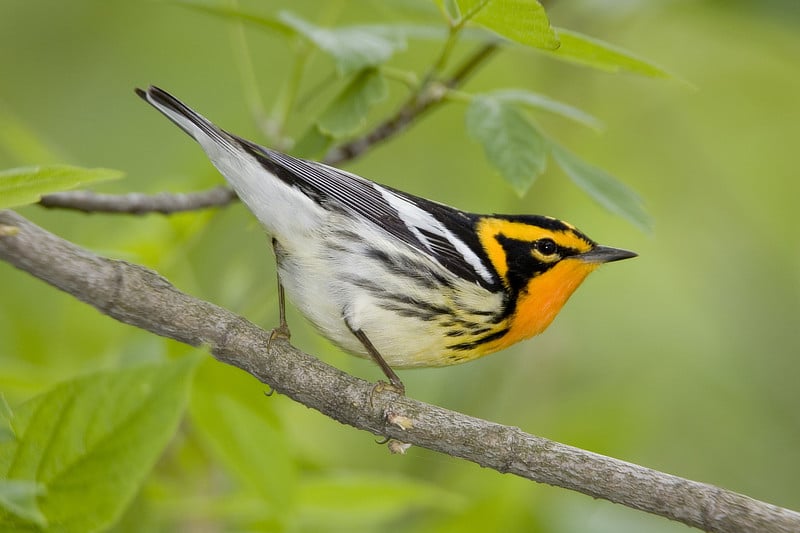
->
[475,214,636,350]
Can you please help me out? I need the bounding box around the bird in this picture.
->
[136,85,637,394]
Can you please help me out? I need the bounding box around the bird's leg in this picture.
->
[268,273,291,342]
[269,239,291,344]
[346,322,405,397]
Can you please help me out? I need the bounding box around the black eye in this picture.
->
[535,238,557,256]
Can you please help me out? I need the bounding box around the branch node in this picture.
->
[385,409,414,431]
[0,224,20,237]
[387,439,412,455]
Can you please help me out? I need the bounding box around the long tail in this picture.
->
[135,85,327,239]
[135,86,237,153]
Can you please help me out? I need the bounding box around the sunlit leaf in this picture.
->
[317,69,388,138]
[487,89,603,131]
[550,28,671,78]
[171,0,294,36]
[456,0,559,50]
[279,12,407,75]
[175,3,420,75]
[0,356,199,533]
[466,96,547,195]
[0,165,123,209]
[550,142,651,231]
[0,480,46,528]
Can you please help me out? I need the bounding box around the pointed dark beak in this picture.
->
[579,245,638,264]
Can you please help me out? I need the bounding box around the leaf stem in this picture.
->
[442,88,473,104]
[426,26,461,82]
[379,66,420,91]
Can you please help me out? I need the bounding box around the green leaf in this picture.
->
[550,142,651,232]
[190,360,297,519]
[279,12,407,75]
[297,472,463,530]
[171,0,294,36]
[175,4,415,75]
[488,89,603,131]
[317,69,388,138]
[550,28,671,78]
[0,356,199,533]
[0,480,46,527]
[466,96,548,195]
[457,0,559,50]
[0,165,123,209]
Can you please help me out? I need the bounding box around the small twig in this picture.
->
[38,186,238,215]
[1,208,799,533]
[37,42,499,216]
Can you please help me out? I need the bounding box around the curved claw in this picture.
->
[267,323,291,348]
[369,380,406,408]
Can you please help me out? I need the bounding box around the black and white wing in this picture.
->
[137,85,498,289]
[239,142,499,289]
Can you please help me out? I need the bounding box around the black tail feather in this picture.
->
[135,85,229,145]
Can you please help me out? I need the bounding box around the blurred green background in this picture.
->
[1,0,798,531]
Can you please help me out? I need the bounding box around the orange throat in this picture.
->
[485,259,599,353]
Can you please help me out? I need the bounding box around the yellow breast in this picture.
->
[479,258,599,355]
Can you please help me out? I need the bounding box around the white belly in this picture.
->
[274,216,503,368]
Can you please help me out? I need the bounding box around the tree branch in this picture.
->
[1,208,798,533]
[36,43,499,216]
[324,42,499,165]
[39,186,238,215]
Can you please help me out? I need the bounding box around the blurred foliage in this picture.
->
[0,0,798,532]
[0,357,198,531]
[0,165,122,209]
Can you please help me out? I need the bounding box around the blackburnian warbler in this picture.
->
[137,86,636,393]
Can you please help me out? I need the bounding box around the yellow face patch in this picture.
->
[476,217,594,283]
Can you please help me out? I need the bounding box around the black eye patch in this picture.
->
[494,233,562,293]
